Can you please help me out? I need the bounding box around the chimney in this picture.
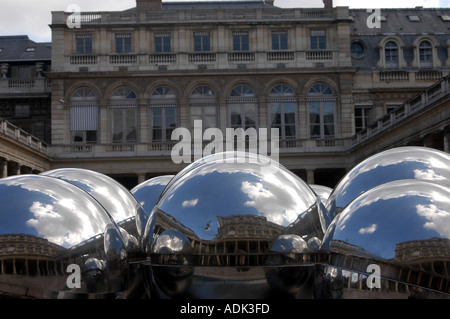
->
[265,0,275,6]
[136,0,162,11]
[323,0,333,8]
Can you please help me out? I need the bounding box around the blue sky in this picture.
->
[0,0,449,43]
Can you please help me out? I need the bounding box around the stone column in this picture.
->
[423,133,435,149]
[0,63,8,78]
[137,173,146,185]
[306,168,315,185]
[0,158,7,178]
[444,126,450,153]
[14,163,21,175]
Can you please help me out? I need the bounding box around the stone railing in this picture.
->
[66,50,339,70]
[305,50,333,60]
[352,73,450,145]
[56,7,340,26]
[0,78,51,94]
[0,118,48,154]
[49,137,353,159]
[266,51,295,61]
[109,54,138,64]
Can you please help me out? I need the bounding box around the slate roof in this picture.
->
[349,8,450,35]
[0,35,51,63]
[349,8,450,70]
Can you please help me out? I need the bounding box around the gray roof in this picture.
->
[0,35,51,62]
[349,8,450,70]
[349,8,450,35]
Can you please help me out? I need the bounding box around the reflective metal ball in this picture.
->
[41,168,143,250]
[0,174,130,298]
[325,146,450,220]
[142,152,326,298]
[319,179,450,298]
[131,175,174,240]
[309,184,333,205]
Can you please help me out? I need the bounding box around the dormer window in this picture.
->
[376,36,407,69]
[411,36,441,69]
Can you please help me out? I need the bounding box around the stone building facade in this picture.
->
[1,0,449,189]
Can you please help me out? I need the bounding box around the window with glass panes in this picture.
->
[150,86,178,142]
[308,83,336,138]
[194,32,210,52]
[228,84,258,130]
[110,87,138,143]
[354,104,372,133]
[155,32,171,52]
[385,41,399,68]
[310,30,326,50]
[268,84,297,140]
[70,87,98,144]
[76,34,92,54]
[189,85,218,130]
[233,31,249,51]
[272,31,288,50]
[419,41,432,67]
[115,33,132,53]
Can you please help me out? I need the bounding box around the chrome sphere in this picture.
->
[131,175,174,240]
[41,168,143,249]
[319,180,450,299]
[325,146,450,220]
[0,174,130,298]
[309,184,333,205]
[142,152,327,298]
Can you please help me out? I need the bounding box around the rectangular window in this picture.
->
[70,105,98,143]
[112,108,137,143]
[354,105,372,133]
[309,101,321,138]
[14,105,30,118]
[152,108,163,141]
[151,107,177,141]
[155,32,171,52]
[310,30,326,50]
[269,102,296,139]
[72,131,97,144]
[323,101,335,137]
[190,106,217,130]
[115,33,132,54]
[76,34,92,54]
[194,32,210,52]
[272,31,288,50]
[233,31,249,51]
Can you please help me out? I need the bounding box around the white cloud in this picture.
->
[416,203,450,238]
[358,223,377,234]
[182,198,198,208]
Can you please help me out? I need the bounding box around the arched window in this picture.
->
[419,40,433,68]
[70,87,98,144]
[189,85,217,130]
[228,84,258,130]
[307,83,336,138]
[110,87,138,143]
[385,41,399,68]
[268,84,297,139]
[149,86,178,142]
